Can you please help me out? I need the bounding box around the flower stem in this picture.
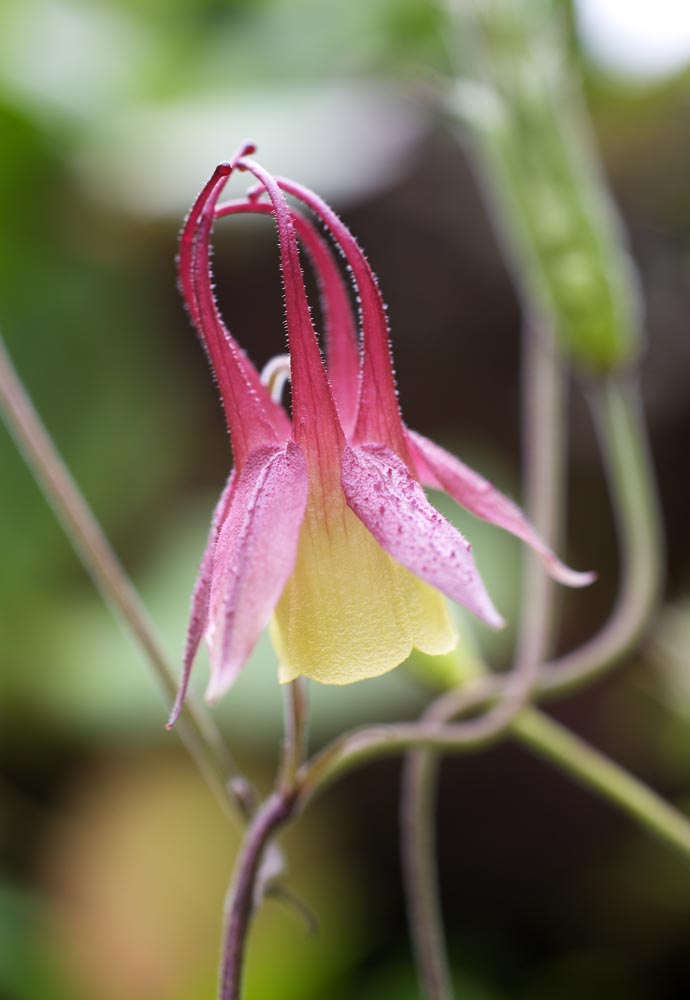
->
[217,681,309,998]
[0,334,251,822]
[540,376,663,694]
[299,693,502,800]
[512,708,690,861]
[400,320,565,999]
[398,680,502,1000]
[514,320,564,683]
[401,750,452,1000]
[219,791,298,1000]
[279,678,309,789]
[299,691,690,863]
[297,364,680,858]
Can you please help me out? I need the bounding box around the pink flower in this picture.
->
[168,144,593,725]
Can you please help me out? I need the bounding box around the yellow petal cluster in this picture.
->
[272,483,457,685]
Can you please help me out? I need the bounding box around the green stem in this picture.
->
[399,680,501,1000]
[540,377,663,695]
[299,685,505,801]
[515,320,564,679]
[300,355,670,870]
[400,323,565,999]
[279,678,309,790]
[401,751,452,1000]
[0,334,251,823]
[513,708,690,861]
[298,691,690,867]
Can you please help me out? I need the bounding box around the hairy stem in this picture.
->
[0,334,251,822]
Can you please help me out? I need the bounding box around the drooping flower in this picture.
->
[169,144,593,725]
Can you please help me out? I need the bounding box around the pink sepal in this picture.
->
[341,443,505,629]
[206,441,308,702]
[273,177,410,461]
[179,156,290,468]
[167,470,237,728]
[214,197,360,436]
[237,159,344,469]
[408,430,595,588]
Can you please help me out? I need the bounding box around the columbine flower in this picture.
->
[169,143,593,724]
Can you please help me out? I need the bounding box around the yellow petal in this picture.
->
[271,485,457,685]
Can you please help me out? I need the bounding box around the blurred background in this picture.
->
[2,0,690,997]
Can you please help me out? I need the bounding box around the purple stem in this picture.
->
[219,790,297,1000]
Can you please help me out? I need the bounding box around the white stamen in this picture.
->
[260,353,291,403]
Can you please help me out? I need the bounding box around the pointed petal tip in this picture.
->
[485,607,507,631]
[203,442,308,705]
[165,691,184,730]
[342,443,506,632]
[408,431,597,594]
[204,625,245,704]
[468,585,505,630]
[204,668,232,706]
[546,562,597,589]
[204,646,250,703]
[166,648,198,731]
[166,681,187,730]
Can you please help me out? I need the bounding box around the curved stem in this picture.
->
[399,679,502,1000]
[0,335,251,822]
[394,366,668,1000]
[401,751,452,1000]
[300,359,671,852]
[540,377,663,695]
[398,686,500,1000]
[299,680,505,802]
[401,322,565,999]
[297,688,690,866]
[264,882,320,935]
[514,321,565,687]
[219,791,297,1000]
